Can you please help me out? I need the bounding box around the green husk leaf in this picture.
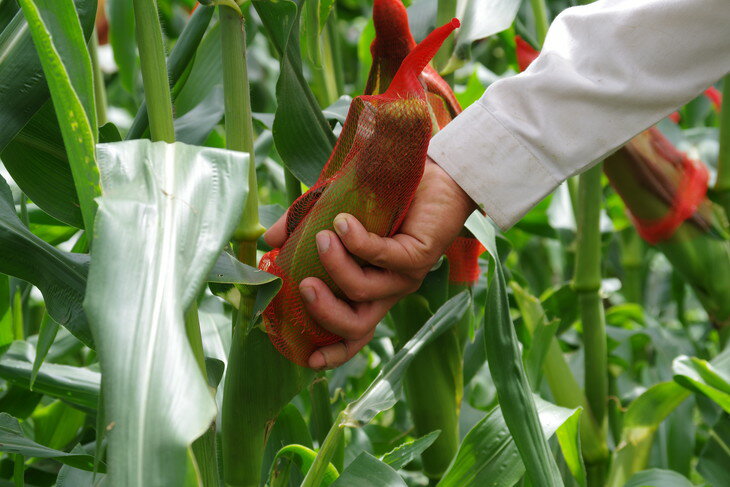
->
[84,140,248,486]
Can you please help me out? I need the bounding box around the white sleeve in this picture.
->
[428,0,730,229]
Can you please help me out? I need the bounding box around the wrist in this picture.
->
[426,156,478,220]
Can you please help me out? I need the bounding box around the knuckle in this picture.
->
[369,251,390,268]
[347,286,370,302]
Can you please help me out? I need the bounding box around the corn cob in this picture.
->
[260,17,461,367]
[604,127,730,326]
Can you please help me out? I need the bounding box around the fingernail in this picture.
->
[301,286,316,303]
[316,232,330,254]
[334,214,348,236]
[309,351,326,369]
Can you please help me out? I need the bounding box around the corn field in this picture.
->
[0,0,728,486]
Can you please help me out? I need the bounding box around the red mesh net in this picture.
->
[260,17,460,366]
[605,127,712,245]
[626,128,710,244]
[515,35,539,72]
[366,0,462,128]
[366,0,485,285]
[444,237,487,285]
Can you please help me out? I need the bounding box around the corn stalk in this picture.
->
[391,289,462,480]
[132,0,220,480]
[573,164,609,487]
[132,0,174,143]
[217,5,313,486]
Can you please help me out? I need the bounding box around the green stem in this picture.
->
[132,0,175,143]
[573,164,608,483]
[222,307,258,487]
[619,229,643,304]
[186,292,219,487]
[528,0,550,46]
[221,6,264,242]
[220,9,268,485]
[301,412,345,487]
[434,0,457,72]
[90,29,108,126]
[127,5,215,140]
[714,75,730,214]
[13,454,24,487]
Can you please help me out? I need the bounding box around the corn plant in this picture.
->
[0,0,728,486]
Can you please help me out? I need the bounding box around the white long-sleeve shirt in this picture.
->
[428,0,730,229]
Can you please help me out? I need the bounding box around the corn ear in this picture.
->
[604,128,730,326]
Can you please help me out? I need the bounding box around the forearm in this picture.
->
[429,0,730,228]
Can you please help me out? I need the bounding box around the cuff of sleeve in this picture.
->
[427,101,561,229]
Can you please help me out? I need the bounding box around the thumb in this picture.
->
[263,210,289,248]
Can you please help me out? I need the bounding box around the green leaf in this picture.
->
[673,355,730,413]
[107,0,137,93]
[17,0,100,235]
[263,404,314,485]
[390,269,460,478]
[30,400,85,451]
[330,452,407,487]
[0,0,96,151]
[0,412,99,471]
[511,282,558,388]
[0,176,92,346]
[128,5,215,139]
[622,381,690,447]
[253,0,337,186]
[173,19,222,117]
[1,103,83,228]
[606,382,690,487]
[439,397,581,487]
[381,430,441,471]
[554,404,587,487]
[207,251,282,323]
[697,413,730,486]
[342,292,469,426]
[270,444,339,487]
[30,313,59,389]
[57,456,103,487]
[624,469,693,487]
[84,140,248,486]
[175,84,225,145]
[480,236,563,485]
[0,274,12,354]
[453,0,521,61]
[0,341,99,410]
[0,1,19,31]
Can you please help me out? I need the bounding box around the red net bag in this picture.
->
[365,0,485,285]
[444,237,487,285]
[606,127,710,245]
[365,0,462,128]
[515,35,539,72]
[260,18,460,366]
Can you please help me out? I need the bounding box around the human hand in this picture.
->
[264,158,477,369]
